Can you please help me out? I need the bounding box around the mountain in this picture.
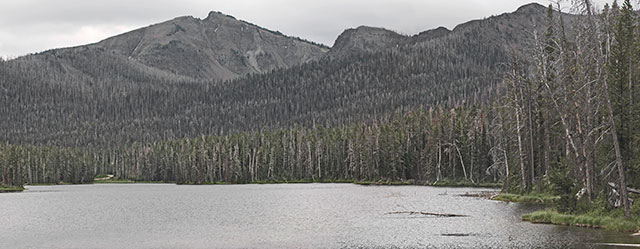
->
[96,11,328,80]
[9,11,328,82]
[0,3,567,147]
[327,2,552,56]
[211,2,561,131]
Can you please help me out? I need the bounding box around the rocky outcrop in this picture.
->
[327,26,406,57]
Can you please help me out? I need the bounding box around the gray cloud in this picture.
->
[0,0,616,58]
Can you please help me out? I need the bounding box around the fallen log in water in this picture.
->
[386,211,469,217]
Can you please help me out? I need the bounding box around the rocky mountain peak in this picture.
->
[328,26,406,57]
[90,10,327,80]
[515,3,547,14]
[409,26,451,44]
[205,11,237,21]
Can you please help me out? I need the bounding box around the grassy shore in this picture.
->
[183,179,501,187]
[93,179,358,185]
[27,182,75,186]
[42,175,503,188]
[94,179,168,184]
[0,186,25,193]
[354,180,414,186]
[429,180,502,188]
[523,210,640,232]
[182,179,389,185]
[493,192,640,232]
[492,193,560,204]
[252,179,355,184]
[90,177,503,188]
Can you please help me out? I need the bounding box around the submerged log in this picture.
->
[386,211,468,217]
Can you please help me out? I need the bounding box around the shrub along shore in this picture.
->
[492,193,640,232]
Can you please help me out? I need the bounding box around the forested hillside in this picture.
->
[0,3,563,147]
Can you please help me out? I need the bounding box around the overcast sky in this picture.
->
[0,0,617,58]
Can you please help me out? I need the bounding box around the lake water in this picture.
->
[0,184,638,249]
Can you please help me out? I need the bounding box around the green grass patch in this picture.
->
[0,186,25,193]
[522,210,640,232]
[493,193,560,204]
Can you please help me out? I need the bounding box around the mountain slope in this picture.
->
[210,3,561,129]
[0,3,570,147]
[10,11,328,82]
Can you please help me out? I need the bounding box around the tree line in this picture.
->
[2,107,500,186]
[0,144,94,186]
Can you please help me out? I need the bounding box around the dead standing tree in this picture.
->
[504,53,529,191]
[574,0,631,218]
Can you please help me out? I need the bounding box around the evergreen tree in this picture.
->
[608,0,636,181]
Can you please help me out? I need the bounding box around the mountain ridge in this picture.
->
[0,3,567,147]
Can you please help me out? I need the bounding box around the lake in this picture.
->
[0,184,637,249]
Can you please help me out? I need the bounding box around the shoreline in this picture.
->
[522,210,640,232]
[0,186,25,193]
[23,179,502,189]
[491,193,640,233]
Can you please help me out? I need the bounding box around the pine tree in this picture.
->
[609,0,636,181]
